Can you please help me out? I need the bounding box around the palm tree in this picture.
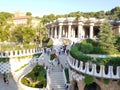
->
[36,22,48,47]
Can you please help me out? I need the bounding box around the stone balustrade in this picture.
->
[68,55,120,79]
[0,48,43,58]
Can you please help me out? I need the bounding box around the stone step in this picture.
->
[50,81,65,84]
[50,72,63,76]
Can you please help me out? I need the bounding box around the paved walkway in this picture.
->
[0,73,23,90]
[0,45,70,90]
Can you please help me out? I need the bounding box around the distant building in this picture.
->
[13,11,40,27]
[13,11,28,25]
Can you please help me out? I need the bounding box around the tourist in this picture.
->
[3,74,6,83]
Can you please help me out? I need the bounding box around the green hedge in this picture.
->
[64,68,70,83]
[70,45,93,62]
[0,58,9,62]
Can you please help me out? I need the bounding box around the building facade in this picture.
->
[13,11,28,25]
[46,17,120,41]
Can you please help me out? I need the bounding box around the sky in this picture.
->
[0,0,119,17]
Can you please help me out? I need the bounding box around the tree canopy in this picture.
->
[41,6,120,24]
[98,20,117,54]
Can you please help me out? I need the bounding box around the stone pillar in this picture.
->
[58,24,62,38]
[54,26,57,38]
[89,23,94,38]
[68,23,72,38]
[78,22,83,39]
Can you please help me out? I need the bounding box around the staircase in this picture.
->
[52,38,63,46]
[48,64,65,90]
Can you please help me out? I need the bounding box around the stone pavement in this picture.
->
[0,73,23,90]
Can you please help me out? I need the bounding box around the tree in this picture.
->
[22,26,36,44]
[36,23,48,47]
[98,20,117,54]
[115,36,120,52]
[26,12,32,16]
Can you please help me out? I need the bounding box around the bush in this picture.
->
[84,75,93,85]
[117,80,120,86]
[50,53,56,60]
[21,77,30,86]
[64,68,70,83]
[70,45,93,62]
[47,39,53,48]
[103,79,109,84]
[0,58,9,62]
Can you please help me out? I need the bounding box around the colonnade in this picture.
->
[46,17,120,40]
[48,22,96,39]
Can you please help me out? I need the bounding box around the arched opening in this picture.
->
[74,81,79,90]
[84,82,101,90]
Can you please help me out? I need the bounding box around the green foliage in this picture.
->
[96,57,120,66]
[78,39,104,54]
[21,64,46,88]
[41,6,120,25]
[98,20,117,54]
[64,68,70,83]
[50,53,56,60]
[26,12,32,16]
[70,45,93,62]
[78,41,93,54]
[103,79,109,84]
[84,75,93,85]
[36,23,48,47]
[117,80,120,86]
[47,39,53,48]
[70,42,120,67]
[12,25,36,44]
[0,58,9,62]
[21,77,30,86]
[115,36,120,52]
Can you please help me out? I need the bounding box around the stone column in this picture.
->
[58,24,62,38]
[90,23,94,38]
[78,22,83,39]
[68,23,72,38]
[54,26,57,38]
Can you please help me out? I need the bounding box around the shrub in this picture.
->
[70,45,93,62]
[50,53,56,60]
[103,79,109,84]
[47,39,53,48]
[117,80,120,86]
[64,68,70,83]
[84,75,93,85]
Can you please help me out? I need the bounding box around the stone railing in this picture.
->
[68,55,120,79]
[0,48,43,58]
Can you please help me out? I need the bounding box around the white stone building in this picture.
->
[46,17,120,42]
